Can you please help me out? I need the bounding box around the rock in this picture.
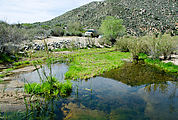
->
[104,44,111,48]
[21,37,106,51]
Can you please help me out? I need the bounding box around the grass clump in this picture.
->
[0,74,5,78]
[24,77,72,97]
[65,51,131,80]
[13,61,31,66]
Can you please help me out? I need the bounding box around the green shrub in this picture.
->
[51,26,65,36]
[66,22,83,37]
[99,16,126,45]
[0,22,27,54]
[25,28,50,40]
[21,23,35,29]
[0,74,5,78]
[115,36,131,52]
[116,34,177,61]
[41,25,50,30]
[146,34,176,59]
[0,53,15,63]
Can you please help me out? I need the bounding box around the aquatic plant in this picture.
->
[24,39,72,97]
[24,78,72,97]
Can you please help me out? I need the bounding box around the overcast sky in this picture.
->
[0,0,102,24]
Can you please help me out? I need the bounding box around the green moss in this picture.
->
[65,51,131,80]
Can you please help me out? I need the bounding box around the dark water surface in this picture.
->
[8,63,178,119]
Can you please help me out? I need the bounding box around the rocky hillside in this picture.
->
[37,0,177,36]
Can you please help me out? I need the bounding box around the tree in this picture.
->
[99,16,126,44]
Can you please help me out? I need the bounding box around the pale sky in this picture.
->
[0,0,102,24]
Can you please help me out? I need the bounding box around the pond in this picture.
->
[3,63,178,120]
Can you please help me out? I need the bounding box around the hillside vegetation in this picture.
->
[36,0,177,36]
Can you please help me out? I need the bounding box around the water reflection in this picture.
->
[17,63,68,83]
[6,63,178,120]
[102,63,177,86]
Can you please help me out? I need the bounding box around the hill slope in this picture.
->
[38,0,177,36]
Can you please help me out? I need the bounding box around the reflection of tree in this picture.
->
[144,83,169,94]
[144,81,178,114]
[102,63,176,86]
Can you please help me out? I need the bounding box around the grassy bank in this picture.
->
[139,54,178,75]
[0,48,115,79]
[144,58,178,74]
[65,51,131,80]
[1,47,177,81]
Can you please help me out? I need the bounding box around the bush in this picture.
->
[0,22,27,54]
[115,36,131,52]
[99,16,126,45]
[115,34,177,61]
[159,34,176,59]
[146,34,176,59]
[25,28,50,40]
[67,22,83,36]
[51,26,65,36]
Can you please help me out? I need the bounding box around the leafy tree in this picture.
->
[67,22,83,36]
[99,16,125,44]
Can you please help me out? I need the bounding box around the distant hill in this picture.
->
[35,0,177,36]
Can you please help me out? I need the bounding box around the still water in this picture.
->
[8,63,178,119]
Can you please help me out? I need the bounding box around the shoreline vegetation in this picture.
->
[0,18,177,81]
[0,46,177,82]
